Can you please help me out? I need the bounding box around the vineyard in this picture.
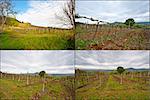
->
[0,26,75,50]
[75,69,150,100]
[75,23,150,50]
[0,72,75,100]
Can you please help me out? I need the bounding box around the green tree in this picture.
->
[39,71,46,78]
[39,71,46,92]
[117,66,125,84]
[124,18,135,28]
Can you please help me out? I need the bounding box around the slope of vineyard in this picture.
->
[0,18,75,50]
[0,73,75,100]
[75,24,150,50]
[75,70,150,100]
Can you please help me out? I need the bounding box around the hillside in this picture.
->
[0,17,75,50]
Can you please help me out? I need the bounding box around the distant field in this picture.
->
[0,74,75,99]
[75,24,150,50]
[0,26,75,50]
[75,70,150,100]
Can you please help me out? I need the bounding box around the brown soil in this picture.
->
[88,40,125,50]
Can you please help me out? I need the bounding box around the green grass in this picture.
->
[104,75,124,90]
[76,73,150,100]
[0,28,75,50]
[0,79,42,99]
[0,76,74,99]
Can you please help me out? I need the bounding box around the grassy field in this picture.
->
[0,26,75,50]
[1,71,149,99]
[0,73,75,100]
[75,24,150,50]
[75,70,150,100]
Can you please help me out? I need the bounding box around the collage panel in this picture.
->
[0,0,75,50]
[0,50,75,99]
[75,50,150,99]
[0,0,150,99]
[75,0,150,50]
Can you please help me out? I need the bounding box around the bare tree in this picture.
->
[0,0,16,32]
[76,15,109,39]
[63,0,75,29]
[56,0,75,29]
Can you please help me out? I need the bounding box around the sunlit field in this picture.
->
[0,26,75,50]
[75,69,150,100]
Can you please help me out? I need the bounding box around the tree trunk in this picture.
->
[12,75,14,80]
[93,22,99,39]
[27,75,29,85]
[132,72,134,78]
[86,73,89,83]
[18,75,20,81]
[42,77,45,92]
[0,16,7,33]
[99,76,101,87]
[120,74,123,84]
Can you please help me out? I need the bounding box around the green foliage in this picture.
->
[124,18,135,27]
[75,39,87,49]
[117,66,125,74]
[39,71,46,78]
[6,17,19,26]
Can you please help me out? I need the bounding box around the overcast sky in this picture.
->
[75,50,149,70]
[1,50,149,73]
[76,0,149,23]
[1,50,74,74]
[13,0,71,28]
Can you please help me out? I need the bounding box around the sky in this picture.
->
[1,50,149,73]
[76,0,149,24]
[12,0,71,28]
[1,50,74,74]
[75,50,150,70]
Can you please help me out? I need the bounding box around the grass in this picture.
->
[0,76,74,99]
[0,27,75,50]
[0,79,42,99]
[75,24,150,50]
[76,71,150,100]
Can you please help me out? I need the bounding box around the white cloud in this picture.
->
[76,1,149,23]
[16,1,72,28]
[76,50,149,70]
[1,50,74,74]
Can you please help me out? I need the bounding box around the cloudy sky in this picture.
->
[75,50,149,70]
[76,0,149,23]
[1,50,74,74]
[13,0,71,28]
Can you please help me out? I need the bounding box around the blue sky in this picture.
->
[76,51,149,70]
[76,0,149,23]
[1,50,74,74]
[12,0,71,28]
[12,0,28,13]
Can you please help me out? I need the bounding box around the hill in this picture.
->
[77,68,149,72]
[137,22,150,25]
